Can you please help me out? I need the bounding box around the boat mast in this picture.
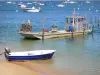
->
[72,8,75,28]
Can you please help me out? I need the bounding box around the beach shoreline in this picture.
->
[0,60,79,75]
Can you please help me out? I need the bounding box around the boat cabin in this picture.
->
[66,15,88,32]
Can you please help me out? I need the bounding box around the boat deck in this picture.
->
[18,30,92,39]
[18,30,91,35]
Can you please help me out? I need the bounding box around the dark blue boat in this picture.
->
[4,48,56,61]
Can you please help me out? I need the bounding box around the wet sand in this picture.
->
[0,61,39,75]
[0,60,79,75]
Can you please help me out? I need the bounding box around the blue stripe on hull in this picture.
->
[7,52,54,61]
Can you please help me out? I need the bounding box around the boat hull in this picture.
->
[6,52,54,61]
[23,7,40,12]
[24,9,40,12]
[18,30,92,40]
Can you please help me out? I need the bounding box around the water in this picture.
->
[0,1,100,75]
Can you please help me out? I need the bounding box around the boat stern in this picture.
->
[4,48,11,60]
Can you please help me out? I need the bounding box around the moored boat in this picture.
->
[64,1,77,4]
[38,3,45,6]
[23,7,41,12]
[57,4,65,7]
[86,1,91,3]
[18,4,26,8]
[6,1,12,4]
[18,9,92,40]
[4,48,56,61]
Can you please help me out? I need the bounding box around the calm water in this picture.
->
[0,1,100,75]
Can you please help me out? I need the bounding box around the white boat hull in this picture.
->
[23,7,41,12]
[24,9,40,12]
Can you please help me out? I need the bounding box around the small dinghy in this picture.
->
[4,48,56,61]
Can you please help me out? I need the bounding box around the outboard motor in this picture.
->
[4,48,11,60]
[5,48,11,55]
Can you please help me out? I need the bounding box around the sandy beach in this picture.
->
[0,60,79,75]
[0,61,39,75]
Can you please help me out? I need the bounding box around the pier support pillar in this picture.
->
[92,25,94,34]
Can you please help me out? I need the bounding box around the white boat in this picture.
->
[38,3,45,6]
[23,7,41,12]
[57,4,65,7]
[18,4,26,8]
[6,1,12,4]
[27,3,32,5]
[4,48,56,61]
[64,1,77,4]
[86,1,91,4]
[33,2,37,3]
[69,1,77,4]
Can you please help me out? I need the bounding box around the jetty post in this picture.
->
[91,16,94,35]
[42,26,44,40]
[92,25,94,34]
[71,8,76,38]
[16,24,19,31]
[83,26,85,35]
[42,17,46,40]
[71,27,73,38]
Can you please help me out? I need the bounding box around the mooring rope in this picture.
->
[0,52,5,55]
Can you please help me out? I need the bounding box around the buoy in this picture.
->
[16,10,18,12]
[78,7,79,10]
[96,10,98,12]
[89,8,91,11]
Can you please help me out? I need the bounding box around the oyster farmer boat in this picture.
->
[18,9,92,40]
[4,48,56,61]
